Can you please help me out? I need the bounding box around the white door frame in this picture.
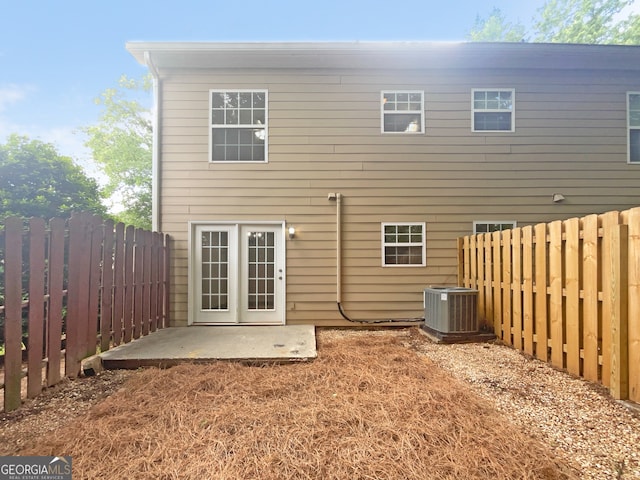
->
[188,220,286,325]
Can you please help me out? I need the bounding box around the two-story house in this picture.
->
[126,41,640,327]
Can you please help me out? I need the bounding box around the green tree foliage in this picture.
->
[534,0,639,44]
[0,134,105,220]
[468,0,640,44]
[467,7,526,42]
[83,75,152,230]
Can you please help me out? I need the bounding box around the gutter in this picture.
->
[144,51,161,232]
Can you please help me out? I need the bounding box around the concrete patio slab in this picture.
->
[99,325,317,369]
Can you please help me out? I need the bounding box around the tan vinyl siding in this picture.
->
[156,60,640,327]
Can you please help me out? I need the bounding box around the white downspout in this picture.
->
[144,51,161,232]
[329,191,423,324]
[328,193,342,304]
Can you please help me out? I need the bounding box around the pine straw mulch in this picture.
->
[17,332,577,480]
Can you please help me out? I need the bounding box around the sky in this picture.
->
[0,0,635,178]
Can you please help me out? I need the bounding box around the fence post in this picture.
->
[608,224,629,400]
[3,217,24,412]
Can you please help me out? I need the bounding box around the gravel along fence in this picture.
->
[389,327,640,480]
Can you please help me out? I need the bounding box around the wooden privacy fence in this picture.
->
[458,207,640,403]
[0,212,171,412]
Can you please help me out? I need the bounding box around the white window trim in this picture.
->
[209,89,268,163]
[380,90,425,134]
[381,222,426,267]
[628,91,640,164]
[473,220,517,234]
[471,88,516,133]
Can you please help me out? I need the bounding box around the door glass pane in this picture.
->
[247,231,276,311]
[201,231,229,311]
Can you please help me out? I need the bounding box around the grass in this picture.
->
[20,331,576,479]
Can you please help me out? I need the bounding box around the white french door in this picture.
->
[192,223,285,325]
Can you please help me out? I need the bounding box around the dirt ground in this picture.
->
[0,328,579,480]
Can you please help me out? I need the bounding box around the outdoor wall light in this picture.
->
[552,193,566,203]
[288,226,296,239]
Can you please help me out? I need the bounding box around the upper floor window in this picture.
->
[472,89,515,132]
[381,91,424,133]
[381,222,426,266]
[210,90,267,162]
[473,221,516,234]
[628,92,640,164]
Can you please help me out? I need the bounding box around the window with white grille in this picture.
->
[381,91,424,133]
[381,223,426,266]
[210,90,267,162]
[472,89,515,132]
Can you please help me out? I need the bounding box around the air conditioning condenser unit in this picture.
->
[423,286,478,334]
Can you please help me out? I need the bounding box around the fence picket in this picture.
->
[484,233,493,331]
[565,217,581,376]
[601,211,621,387]
[27,218,46,399]
[512,228,523,350]
[582,215,599,382]
[4,217,24,412]
[522,226,534,356]
[123,225,135,343]
[628,208,640,402]
[549,221,564,370]
[112,223,125,345]
[164,233,171,327]
[534,223,548,362]
[46,218,65,387]
[65,215,82,378]
[492,230,502,336]
[133,228,144,340]
[476,234,485,327]
[150,233,159,332]
[502,229,512,344]
[608,224,629,400]
[142,230,152,336]
[86,215,102,358]
[101,220,115,352]
[463,236,471,289]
